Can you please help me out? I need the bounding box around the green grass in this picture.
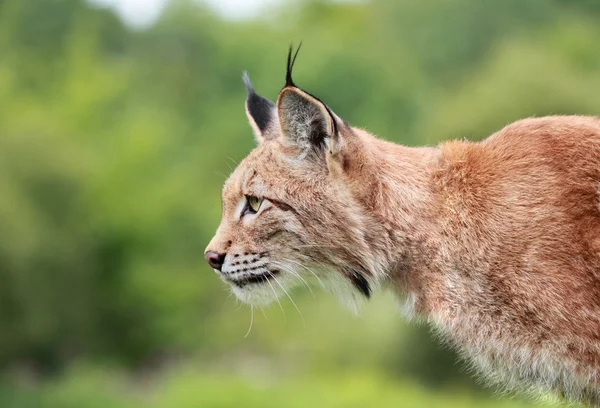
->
[0,364,569,408]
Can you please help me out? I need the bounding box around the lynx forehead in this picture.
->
[205,46,600,406]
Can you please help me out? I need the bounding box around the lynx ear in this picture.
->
[276,46,341,157]
[243,72,277,144]
[277,87,340,156]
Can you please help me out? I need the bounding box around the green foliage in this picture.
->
[0,0,596,405]
[0,364,564,408]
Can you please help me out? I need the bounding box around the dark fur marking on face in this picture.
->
[264,230,284,240]
[265,197,313,232]
[342,155,350,172]
[260,206,276,217]
[266,197,298,215]
[245,170,258,190]
[348,270,371,298]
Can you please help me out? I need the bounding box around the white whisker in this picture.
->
[258,305,268,320]
[301,257,333,275]
[285,259,326,289]
[244,306,254,338]
[213,170,230,180]
[269,272,305,326]
[266,277,286,323]
[225,156,238,172]
[230,292,244,310]
[271,261,314,297]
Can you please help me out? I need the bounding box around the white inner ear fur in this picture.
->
[324,110,343,156]
[277,87,343,158]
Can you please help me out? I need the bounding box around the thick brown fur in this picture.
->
[206,54,600,405]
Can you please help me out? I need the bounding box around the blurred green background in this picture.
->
[1,0,599,406]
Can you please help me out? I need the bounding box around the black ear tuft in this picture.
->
[243,71,275,133]
[242,71,254,92]
[285,42,302,88]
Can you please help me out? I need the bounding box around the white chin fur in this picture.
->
[228,265,373,313]
[228,272,296,306]
[322,273,367,315]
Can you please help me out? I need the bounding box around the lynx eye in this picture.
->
[243,195,263,216]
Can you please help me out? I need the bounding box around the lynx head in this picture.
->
[205,46,387,308]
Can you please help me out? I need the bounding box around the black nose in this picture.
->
[204,250,226,271]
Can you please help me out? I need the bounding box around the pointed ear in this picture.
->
[243,72,277,144]
[277,87,342,157]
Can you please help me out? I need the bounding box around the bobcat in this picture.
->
[205,46,600,405]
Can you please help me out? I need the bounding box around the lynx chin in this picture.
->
[205,46,600,406]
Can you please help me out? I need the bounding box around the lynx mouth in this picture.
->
[226,270,280,288]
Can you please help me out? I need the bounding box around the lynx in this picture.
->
[205,46,600,405]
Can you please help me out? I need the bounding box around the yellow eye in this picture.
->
[244,195,263,215]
